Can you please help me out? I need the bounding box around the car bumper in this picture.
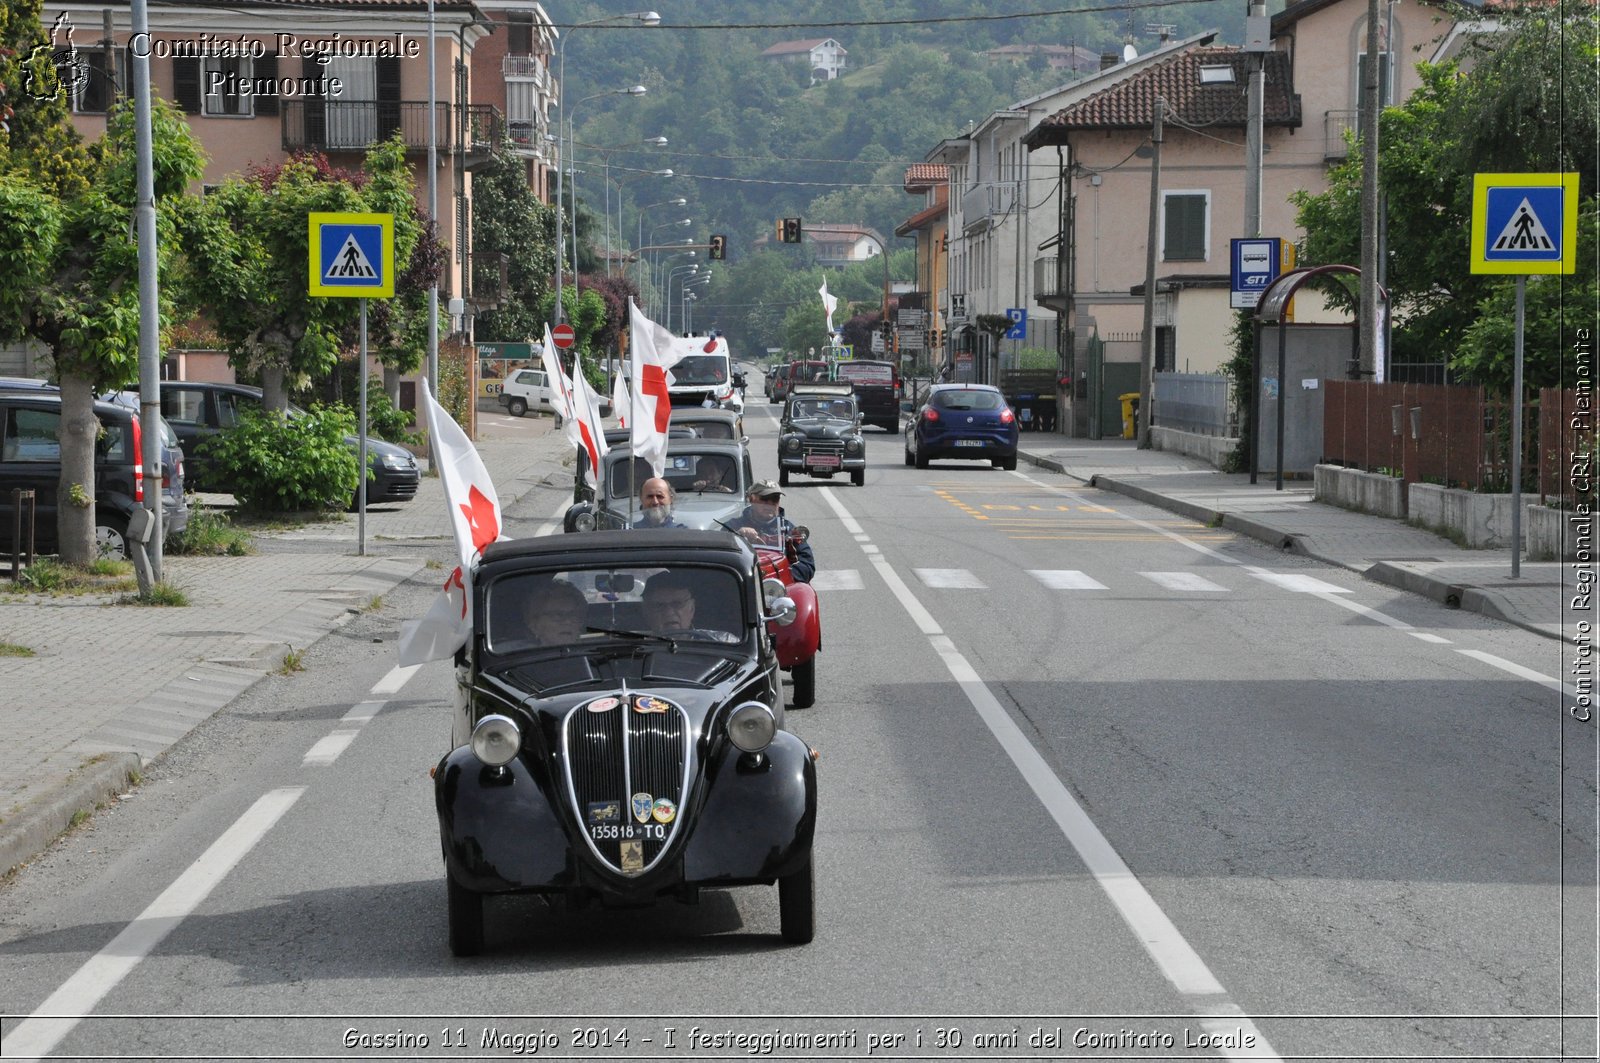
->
[914,432,1018,458]
[368,465,421,502]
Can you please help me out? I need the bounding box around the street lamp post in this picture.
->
[592,142,666,273]
[606,166,672,277]
[552,10,660,325]
[649,223,692,313]
[636,197,687,293]
[562,86,645,312]
[666,263,699,331]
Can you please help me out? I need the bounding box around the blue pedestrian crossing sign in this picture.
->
[308,212,395,297]
[1471,173,1578,275]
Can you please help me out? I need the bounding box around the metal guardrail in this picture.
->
[1153,372,1232,436]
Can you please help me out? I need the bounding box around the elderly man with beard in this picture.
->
[634,477,685,528]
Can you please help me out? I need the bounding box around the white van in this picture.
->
[498,368,556,417]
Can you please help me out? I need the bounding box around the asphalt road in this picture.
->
[0,391,1592,1061]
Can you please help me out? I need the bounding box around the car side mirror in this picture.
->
[764,596,797,627]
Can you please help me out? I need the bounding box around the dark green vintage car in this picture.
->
[777,384,866,487]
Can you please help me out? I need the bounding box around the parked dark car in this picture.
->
[436,530,816,954]
[0,388,189,560]
[158,381,420,506]
[564,438,753,532]
[829,358,900,432]
[904,383,1019,470]
[778,384,865,486]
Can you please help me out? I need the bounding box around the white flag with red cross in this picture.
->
[569,352,610,490]
[819,276,838,336]
[627,299,687,477]
[397,379,504,665]
[541,324,582,449]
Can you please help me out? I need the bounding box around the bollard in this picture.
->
[10,487,35,581]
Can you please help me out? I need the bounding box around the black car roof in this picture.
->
[0,389,145,418]
[668,408,740,423]
[479,528,749,566]
[601,438,747,462]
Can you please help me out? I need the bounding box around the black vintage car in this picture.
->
[435,530,817,954]
[564,438,754,531]
[778,384,866,486]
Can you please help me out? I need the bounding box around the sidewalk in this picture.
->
[1014,432,1573,643]
[0,411,571,877]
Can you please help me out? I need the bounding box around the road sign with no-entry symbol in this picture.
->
[308,212,395,297]
[1470,173,1578,275]
[551,323,576,349]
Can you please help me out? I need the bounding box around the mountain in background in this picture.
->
[557,0,1269,267]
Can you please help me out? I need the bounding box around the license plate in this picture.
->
[807,453,842,467]
[954,439,985,448]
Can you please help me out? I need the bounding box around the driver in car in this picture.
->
[524,577,589,646]
[725,480,815,583]
[640,569,737,642]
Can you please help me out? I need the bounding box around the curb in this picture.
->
[1,752,140,877]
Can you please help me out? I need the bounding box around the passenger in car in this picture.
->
[524,578,589,645]
[640,569,737,641]
[692,456,738,493]
[635,477,684,528]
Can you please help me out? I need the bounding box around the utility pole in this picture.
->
[132,0,161,588]
[1357,0,1382,379]
[1244,0,1269,238]
[1138,97,1164,449]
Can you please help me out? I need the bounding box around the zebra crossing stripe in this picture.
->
[915,569,988,589]
[1141,571,1228,592]
[1028,569,1110,590]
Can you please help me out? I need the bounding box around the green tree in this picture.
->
[473,141,556,343]
[182,139,427,412]
[1292,1,1598,390]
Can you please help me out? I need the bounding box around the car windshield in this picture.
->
[485,564,748,653]
[934,389,1003,412]
[669,355,728,386]
[790,397,855,420]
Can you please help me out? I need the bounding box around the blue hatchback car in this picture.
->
[904,384,1019,471]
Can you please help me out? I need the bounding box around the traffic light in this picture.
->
[779,217,803,244]
[709,234,726,261]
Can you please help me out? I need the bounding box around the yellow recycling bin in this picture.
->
[1118,393,1140,439]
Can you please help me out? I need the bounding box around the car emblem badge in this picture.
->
[966,415,974,423]
[586,696,620,713]
[619,839,644,873]
[631,792,653,823]
[651,797,677,825]
[634,695,670,714]
[586,800,620,825]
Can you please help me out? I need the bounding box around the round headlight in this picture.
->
[785,437,801,453]
[845,438,862,454]
[573,510,596,532]
[471,714,521,767]
[726,702,776,753]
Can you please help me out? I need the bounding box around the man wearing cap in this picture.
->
[725,480,815,583]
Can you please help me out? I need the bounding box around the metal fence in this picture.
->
[1321,381,1588,498]
[1153,372,1233,436]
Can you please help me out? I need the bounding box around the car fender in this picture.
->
[770,579,820,666]
[682,730,816,882]
[434,746,572,893]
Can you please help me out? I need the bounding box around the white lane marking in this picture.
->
[1410,632,1453,644]
[817,485,863,535]
[536,495,575,538]
[4,788,305,1062]
[302,730,361,767]
[1248,571,1352,594]
[916,568,987,589]
[370,663,420,696]
[1030,569,1110,590]
[825,485,1279,1061]
[808,569,863,591]
[1311,592,1414,630]
[1142,571,1228,592]
[1456,650,1565,693]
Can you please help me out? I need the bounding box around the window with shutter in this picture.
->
[202,56,250,115]
[173,56,200,113]
[1161,192,1208,262]
[254,53,279,116]
[73,49,113,113]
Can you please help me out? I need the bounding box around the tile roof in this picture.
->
[894,201,946,238]
[1025,47,1299,142]
[903,163,948,191]
[761,38,839,57]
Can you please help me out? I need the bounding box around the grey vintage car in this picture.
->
[564,438,755,531]
[778,384,866,487]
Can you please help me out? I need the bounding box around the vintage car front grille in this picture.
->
[803,441,845,458]
[563,695,691,876]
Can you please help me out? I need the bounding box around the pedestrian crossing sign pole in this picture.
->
[309,212,395,557]
[1469,173,1578,581]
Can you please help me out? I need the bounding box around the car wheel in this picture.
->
[790,657,815,708]
[914,446,929,470]
[1002,455,1018,471]
[446,874,484,957]
[850,468,865,487]
[507,397,527,417]
[778,468,790,487]
[778,855,815,945]
[903,443,914,467]
[95,513,131,562]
